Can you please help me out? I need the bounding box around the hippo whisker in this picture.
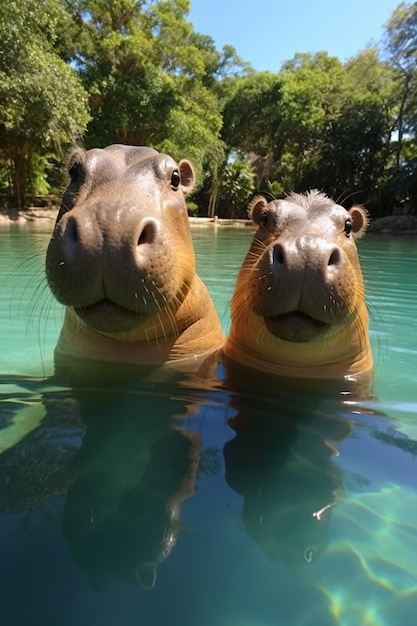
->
[256,323,267,346]
[33,289,59,372]
[150,289,179,341]
[237,260,259,276]
[21,273,59,374]
[257,274,269,282]
[156,312,169,345]
[61,198,71,213]
[144,326,155,347]
[5,253,58,371]
[245,250,264,263]
[335,188,363,207]
[27,279,53,329]
[245,242,268,261]
[3,251,45,315]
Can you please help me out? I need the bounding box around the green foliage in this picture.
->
[383,4,417,167]
[1,0,417,217]
[220,49,401,215]
[217,158,256,218]
[158,78,224,182]
[64,0,233,182]
[0,0,90,207]
[221,72,282,159]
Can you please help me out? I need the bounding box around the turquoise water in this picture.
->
[0,223,416,626]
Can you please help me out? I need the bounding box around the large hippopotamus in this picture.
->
[224,191,373,382]
[46,144,223,377]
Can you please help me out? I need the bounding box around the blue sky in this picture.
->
[189,0,401,72]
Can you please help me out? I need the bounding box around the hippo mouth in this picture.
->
[264,311,330,343]
[74,299,148,333]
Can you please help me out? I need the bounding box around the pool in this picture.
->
[0,223,416,626]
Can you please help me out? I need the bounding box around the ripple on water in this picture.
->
[309,484,417,626]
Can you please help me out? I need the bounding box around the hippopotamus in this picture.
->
[46,144,223,377]
[224,191,373,381]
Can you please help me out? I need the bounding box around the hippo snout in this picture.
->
[271,237,343,277]
[56,207,160,265]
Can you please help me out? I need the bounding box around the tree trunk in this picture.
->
[10,144,30,210]
[208,186,218,218]
[208,164,219,218]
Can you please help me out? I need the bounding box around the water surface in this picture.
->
[0,223,416,626]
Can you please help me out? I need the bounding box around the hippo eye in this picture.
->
[260,212,269,228]
[171,170,181,190]
[344,219,353,236]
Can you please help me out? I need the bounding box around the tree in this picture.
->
[62,0,236,186]
[274,53,349,192]
[0,0,90,208]
[381,2,417,212]
[221,72,282,166]
[216,159,256,218]
[219,49,398,216]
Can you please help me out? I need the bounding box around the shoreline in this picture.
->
[0,207,59,225]
[0,208,255,229]
[1,207,417,234]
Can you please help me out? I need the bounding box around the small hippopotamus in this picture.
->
[224,191,373,381]
[46,144,223,377]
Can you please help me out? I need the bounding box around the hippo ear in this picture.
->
[248,195,269,224]
[178,160,195,193]
[349,205,369,238]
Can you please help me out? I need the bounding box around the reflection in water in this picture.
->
[223,387,353,568]
[0,383,81,512]
[0,379,204,592]
[62,385,201,590]
[222,381,417,625]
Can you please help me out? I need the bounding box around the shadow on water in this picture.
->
[62,383,202,591]
[222,381,354,569]
[0,374,211,596]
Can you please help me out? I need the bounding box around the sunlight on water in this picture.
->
[0,223,416,626]
[312,485,417,625]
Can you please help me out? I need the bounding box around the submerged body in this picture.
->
[46,144,223,377]
[224,191,373,381]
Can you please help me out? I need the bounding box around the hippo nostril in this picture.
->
[328,247,341,266]
[137,221,156,246]
[272,243,286,266]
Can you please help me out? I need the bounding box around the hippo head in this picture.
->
[46,144,223,371]
[224,191,373,380]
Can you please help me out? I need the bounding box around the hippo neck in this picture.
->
[225,305,373,380]
[56,276,224,367]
